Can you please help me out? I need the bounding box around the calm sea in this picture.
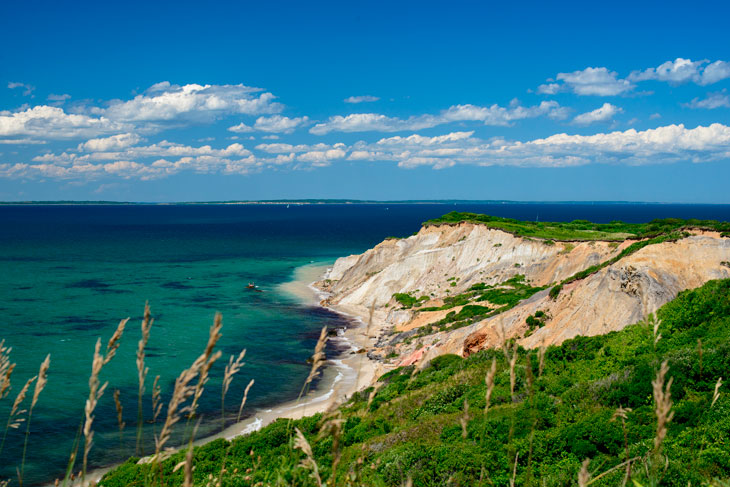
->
[1,203,729,484]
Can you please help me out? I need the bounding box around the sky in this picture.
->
[1,0,729,202]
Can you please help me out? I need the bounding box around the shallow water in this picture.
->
[1,203,729,484]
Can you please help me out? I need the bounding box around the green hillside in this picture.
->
[423,212,730,241]
[102,279,730,487]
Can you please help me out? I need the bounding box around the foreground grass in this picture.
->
[101,279,730,487]
[423,212,730,241]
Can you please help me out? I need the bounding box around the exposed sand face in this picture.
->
[318,224,730,369]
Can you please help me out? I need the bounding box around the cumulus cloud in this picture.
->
[628,58,730,85]
[297,146,347,166]
[344,95,380,103]
[99,82,282,123]
[555,68,634,96]
[228,122,254,133]
[309,101,568,135]
[5,124,730,180]
[0,105,129,139]
[683,90,730,109]
[78,133,142,151]
[253,115,309,133]
[538,58,730,96]
[572,103,622,125]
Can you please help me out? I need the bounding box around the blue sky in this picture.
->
[1,0,729,202]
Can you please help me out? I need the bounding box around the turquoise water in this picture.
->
[1,203,730,484]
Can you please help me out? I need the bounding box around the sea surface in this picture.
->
[1,202,730,484]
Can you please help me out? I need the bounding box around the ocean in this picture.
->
[1,202,730,484]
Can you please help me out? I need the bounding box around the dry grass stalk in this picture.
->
[712,377,723,408]
[30,355,50,410]
[222,349,246,399]
[652,360,674,457]
[578,459,591,487]
[484,358,496,414]
[221,349,246,429]
[135,303,153,453]
[83,339,108,479]
[294,427,323,487]
[647,314,661,349]
[155,315,222,457]
[508,342,518,402]
[236,379,255,423]
[19,354,51,485]
[104,318,128,366]
[188,314,223,420]
[305,327,328,388]
[7,377,35,430]
[151,375,163,423]
[0,340,15,401]
[82,319,126,479]
[113,389,125,432]
[460,398,470,439]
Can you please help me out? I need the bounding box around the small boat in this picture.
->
[246,282,264,292]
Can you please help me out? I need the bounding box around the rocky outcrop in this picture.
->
[316,223,730,367]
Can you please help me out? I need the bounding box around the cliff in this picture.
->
[317,220,730,367]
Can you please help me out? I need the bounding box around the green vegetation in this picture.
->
[100,279,730,486]
[525,310,548,336]
[549,284,563,300]
[393,292,429,309]
[424,212,730,242]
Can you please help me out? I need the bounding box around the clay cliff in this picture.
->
[316,222,730,368]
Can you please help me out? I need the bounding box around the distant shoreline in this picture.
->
[3,200,729,206]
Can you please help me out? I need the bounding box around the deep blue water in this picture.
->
[1,203,729,484]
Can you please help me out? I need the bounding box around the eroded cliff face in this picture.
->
[317,223,730,367]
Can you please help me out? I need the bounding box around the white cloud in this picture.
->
[344,124,730,169]
[6,124,730,180]
[684,90,730,109]
[297,147,347,166]
[701,61,730,85]
[650,113,662,119]
[344,95,380,104]
[78,133,141,151]
[0,105,128,139]
[628,58,730,86]
[253,115,308,133]
[538,58,730,96]
[572,103,622,125]
[100,82,283,123]
[555,67,634,96]
[8,82,35,96]
[309,101,567,135]
[537,83,562,95]
[228,122,254,133]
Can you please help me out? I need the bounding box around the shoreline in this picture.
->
[78,262,380,486]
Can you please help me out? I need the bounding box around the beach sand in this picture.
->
[79,262,380,486]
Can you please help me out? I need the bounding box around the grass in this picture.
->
[93,278,730,487]
[424,212,730,242]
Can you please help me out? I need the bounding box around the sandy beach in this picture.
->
[79,262,380,486]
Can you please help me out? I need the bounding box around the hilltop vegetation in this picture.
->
[101,279,730,486]
[424,212,730,241]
